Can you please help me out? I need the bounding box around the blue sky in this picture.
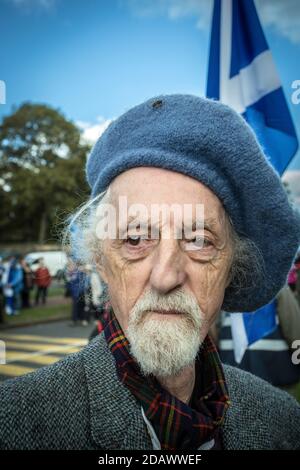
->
[0,0,300,199]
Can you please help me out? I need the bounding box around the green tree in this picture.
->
[0,103,90,243]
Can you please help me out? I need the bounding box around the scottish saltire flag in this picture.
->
[206,0,298,363]
[207,0,298,174]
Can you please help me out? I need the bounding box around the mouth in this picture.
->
[147,309,184,316]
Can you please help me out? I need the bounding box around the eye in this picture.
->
[184,237,214,251]
[125,235,142,246]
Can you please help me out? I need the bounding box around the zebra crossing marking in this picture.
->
[0,334,88,380]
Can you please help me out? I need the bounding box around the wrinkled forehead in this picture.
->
[109,167,228,230]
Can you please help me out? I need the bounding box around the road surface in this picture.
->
[0,320,95,383]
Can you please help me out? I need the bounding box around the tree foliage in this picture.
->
[0,103,91,243]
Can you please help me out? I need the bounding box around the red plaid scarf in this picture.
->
[103,304,230,450]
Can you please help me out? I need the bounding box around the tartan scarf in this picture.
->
[103,305,230,450]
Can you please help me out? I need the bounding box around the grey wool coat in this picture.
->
[0,333,300,450]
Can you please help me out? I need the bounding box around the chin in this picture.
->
[127,316,203,377]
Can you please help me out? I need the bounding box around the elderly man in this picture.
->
[1,95,300,450]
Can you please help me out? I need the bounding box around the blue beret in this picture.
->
[86,94,300,312]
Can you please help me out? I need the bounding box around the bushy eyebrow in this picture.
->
[117,215,222,239]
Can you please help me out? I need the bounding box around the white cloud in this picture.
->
[76,117,113,145]
[125,0,300,43]
[9,0,300,44]
[255,0,300,45]
[125,0,213,31]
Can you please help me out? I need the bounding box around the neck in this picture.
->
[156,363,196,404]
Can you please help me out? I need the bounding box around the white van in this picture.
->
[25,251,68,277]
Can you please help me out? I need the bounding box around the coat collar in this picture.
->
[82,333,153,450]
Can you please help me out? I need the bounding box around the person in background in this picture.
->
[0,257,5,323]
[2,256,23,316]
[217,286,300,390]
[294,254,300,305]
[89,300,110,341]
[20,258,34,308]
[288,263,297,293]
[84,265,103,324]
[68,263,87,326]
[34,258,51,305]
[63,258,75,298]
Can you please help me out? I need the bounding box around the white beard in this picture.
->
[126,289,205,377]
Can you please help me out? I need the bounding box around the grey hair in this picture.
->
[62,187,111,267]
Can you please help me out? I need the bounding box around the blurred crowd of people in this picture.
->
[64,259,104,327]
[0,256,52,320]
[0,254,105,328]
[288,254,300,298]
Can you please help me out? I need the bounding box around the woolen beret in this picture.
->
[86,94,300,312]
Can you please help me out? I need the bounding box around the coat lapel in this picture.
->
[82,334,153,450]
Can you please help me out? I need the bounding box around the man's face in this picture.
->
[97,167,233,376]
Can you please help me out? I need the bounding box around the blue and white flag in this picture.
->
[207,0,298,362]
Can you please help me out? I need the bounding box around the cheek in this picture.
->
[101,254,150,331]
[189,259,230,318]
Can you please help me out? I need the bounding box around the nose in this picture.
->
[149,239,187,294]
